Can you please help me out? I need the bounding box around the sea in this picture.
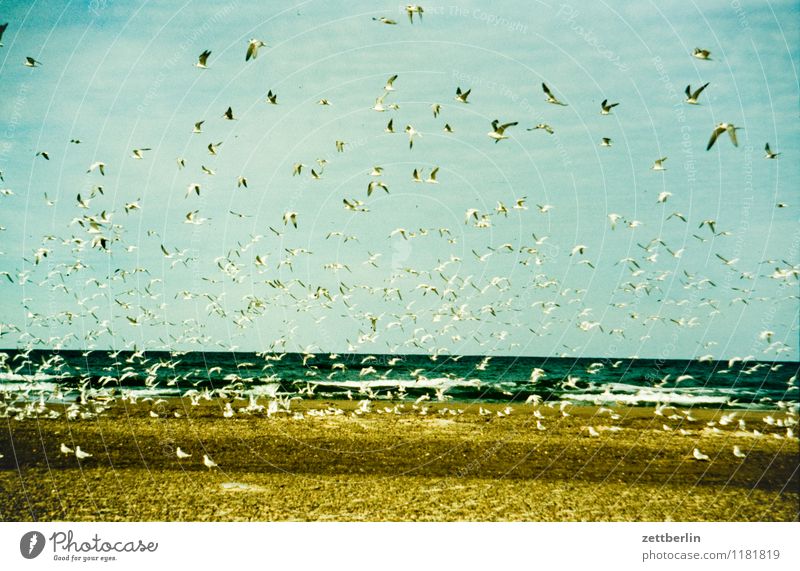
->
[0,350,798,409]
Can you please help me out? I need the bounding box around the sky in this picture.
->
[0,0,798,360]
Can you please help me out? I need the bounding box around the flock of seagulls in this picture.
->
[0,8,797,473]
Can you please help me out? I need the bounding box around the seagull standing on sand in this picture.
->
[75,446,92,460]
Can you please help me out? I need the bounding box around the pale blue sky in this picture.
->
[0,0,798,359]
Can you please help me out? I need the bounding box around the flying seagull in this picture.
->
[195,50,211,68]
[372,17,397,25]
[454,86,471,103]
[651,157,667,171]
[0,22,8,47]
[283,211,298,228]
[706,123,741,150]
[542,83,567,106]
[223,106,235,120]
[527,123,553,134]
[693,48,712,60]
[764,143,780,159]
[406,5,424,23]
[488,119,518,142]
[600,99,619,114]
[246,39,266,61]
[685,83,709,104]
[25,56,42,67]
[87,162,106,175]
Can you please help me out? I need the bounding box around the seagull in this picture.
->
[35,151,50,160]
[367,180,389,196]
[685,83,709,104]
[527,123,553,134]
[651,157,667,171]
[176,447,191,459]
[266,90,278,104]
[87,162,106,175]
[488,119,518,143]
[60,443,74,455]
[764,143,780,159]
[283,211,298,228]
[25,56,42,67]
[246,39,266,61]
[600,137,612,147]
[454,87,471,103]
[385,119,395,133]
[75,446,92,460]
[132,148,151,159]
[195,50,211,68]
[184,210,209,225]
[443,123,453,133]
[693,48,712,60]
[431,103,441,117]
[600,99,619,114]
[425,167,439,184]
[406,5,424,23]
[202,454,218,469]
[317,99,332,106]
[542,82,567,106]
[706,123,741,150]
[0,22,7,47]
[692,447,710,461]
[405,125,420,148]
[732,445,746,458]
[207,141,222,155]
[192,120,204,134]
[372,16,397,25]
[384,74,398,91]
[223,106,235,120]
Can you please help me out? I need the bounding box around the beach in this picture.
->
[1,400,797,521]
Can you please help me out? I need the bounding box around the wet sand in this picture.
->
[1,400,798,521]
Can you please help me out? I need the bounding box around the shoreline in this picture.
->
[1,400,798,521]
